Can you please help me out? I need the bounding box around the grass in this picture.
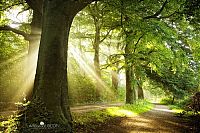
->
[72,100,153,131]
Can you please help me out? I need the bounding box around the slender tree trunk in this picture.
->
[93,15,102,101]
[136,76,144,99]
[137,83,144,99]
[33,2,75,131]
[125,43,136,104]
[125,67,134,104]
[89,2,101,79]
[111,69,119,90]
[93,19,101,78]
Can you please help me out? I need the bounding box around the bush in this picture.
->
[1,98,68,133]
[186,92,200,114]
[160,97,174,105]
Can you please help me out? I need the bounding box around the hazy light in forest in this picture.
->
[0,52,27,68]
[69,46,111,93]
[22,47,39,100]
[12,48,38,102]
[0,50,38,108]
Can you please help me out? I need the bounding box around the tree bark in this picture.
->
[125,43,136,104]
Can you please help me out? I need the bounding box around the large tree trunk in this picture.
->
[33,1,76,132]
[29,0,93,131]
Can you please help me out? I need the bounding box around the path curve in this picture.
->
[94,104,192,133]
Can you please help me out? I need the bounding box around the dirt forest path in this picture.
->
[70,103,124,113]
[93,103,192,133]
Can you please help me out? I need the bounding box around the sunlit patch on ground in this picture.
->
[107,107,137,117]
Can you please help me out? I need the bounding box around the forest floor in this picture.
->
[0,103,199,132]
[74,103,198,133]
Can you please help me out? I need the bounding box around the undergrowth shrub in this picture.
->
[68,70,120,105]
[68,73,97,105]
[160,97,174,105]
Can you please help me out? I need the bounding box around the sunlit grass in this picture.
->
[107,107,137,117]
[171,109,184,113]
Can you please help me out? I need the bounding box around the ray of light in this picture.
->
[69,46,112,94]
[0,51,27,68]
[12,46,39,102]
[0,48,38,111]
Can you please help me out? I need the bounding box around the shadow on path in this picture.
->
[93,104,194,133]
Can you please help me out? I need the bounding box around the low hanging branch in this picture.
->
[134,34,144,52]
[0,25,30,41]
[143,0,168,19]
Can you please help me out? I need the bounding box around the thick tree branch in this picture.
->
[143,0,168,19]
[25,0,42,13]
[0,25,30,40]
